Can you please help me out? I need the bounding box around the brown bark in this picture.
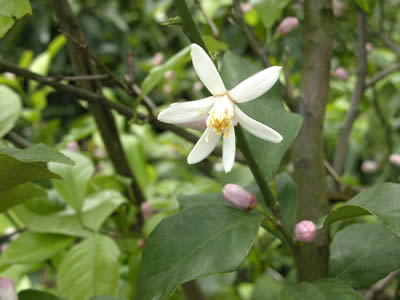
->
[293,0,334,281]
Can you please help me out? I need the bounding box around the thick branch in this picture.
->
[333,9,367,175]
[293,0,334,281]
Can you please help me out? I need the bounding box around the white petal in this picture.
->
[229,66,282,103]
[157,96,214,124]
[191,44,226,96]
[187,128,220,164]
[234,105,283,143]
[223,126,236,173]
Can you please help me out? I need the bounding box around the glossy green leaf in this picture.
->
[251,273,282,300]
[220,52,302,180]
[49,151,94,212]
[58,235,120,300]
[19,289,64,300]
[0,85,22,138]
[0,183,46,212]
[250,0,291,29]
[280,279,365,300]
[136,203,262,300]
[1,231,74,264]
[330,223,400,288]
[14,190,125,236]
[321,183,400,238]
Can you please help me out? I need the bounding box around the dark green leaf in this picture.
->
[220,52,302,179]
[0,183,46,212]
[19,289,64,300]
[330,223,400,288]
[280,279,365,300]
[275,173,297,230]
[136,203,262,300]
[0,85,22,137]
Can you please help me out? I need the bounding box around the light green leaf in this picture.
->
[0,16,14,38]
[89,297,127,300]
[1,231,74,264]
[0,183,46,212]
[0,85,22,138]
[49,151,95,212]
[330,223,400,288]
[321,183,400,238]
[220,52,302,180]
[250,0,291,30]
[251,273,282,300]
[0,0,31,18]
[280,279,365,300]
[136,203,262,300]
[57,235,120,300]
[355,0,370,13]
[13,190,125,236]
[19,289,64,300]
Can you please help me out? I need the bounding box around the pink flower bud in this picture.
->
[240,3,252,13]
[192,81,203,94]
[361,160,379,174]
[93,147,107,159]
[294,220,317,243]
[222,184,257,211]
[152,52,164,66]
[389,154,400,167]
[163,70,176,80]
[333,0,345,17]
[141,202,153,221]
[0,278,18,300]
[137,238,145,248]
[334,67,349,81]
[365,43,373,53]
[163,84,172,95]
[66,141,80,152]
[277,17,299,35]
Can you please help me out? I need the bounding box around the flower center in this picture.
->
[206,95,234,139]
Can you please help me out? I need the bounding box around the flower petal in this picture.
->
[187,128,220,164]
[223,126,236,173]
[229,66,282,103]
[157,96,214,124]
[234,105,283,143]
[191,44,226,96]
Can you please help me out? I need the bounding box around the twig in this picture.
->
[365,270,399,300]
[181,280,207,300]
[282,46,297,110]
[372,88,393,156]
[46,74,109,82]
[0,228,26,244]
[367,24,400,56]
[4,132,33,148]
[126,50,136,88]
[333,9,367,175]
[365,63,400,88]
[231,0,270,68]
[193,0,220,39]
[323,159,361,193]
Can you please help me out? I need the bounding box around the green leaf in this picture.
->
[19,289,64,300]
[250,0,291,30]
[14,190,125,236]
[0,16,14,39]
[280,279,365,300]
[0,183,46,212]
[89,297,127,300]
[251,273,282,300]
[321,183,400,238]
[220,52,302,180]
[275,173,297,230]
[136,203,262,300]
[49,151,94,212]
[57,235,120,300]
[0,85,22,138]
[330,223,400,288]
[12,0,32,18]
[1,231,74,264]
[355,0,370,13]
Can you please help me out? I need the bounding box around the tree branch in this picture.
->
[365,63,400,88]
[333,9,367,175]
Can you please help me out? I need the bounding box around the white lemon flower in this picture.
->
[158,44,283,173]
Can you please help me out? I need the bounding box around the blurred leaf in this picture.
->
[330,223,400,288]
[49,150,95,212]
[0,183,46,212]
[321,183,400,238]
[136,203,262,300]
[0,85,22,138]
[12,0,32,18]
[1,231,74,264]
[354,0,370,13]
[0,0,31,38]
[220,52,302,180]
[14,190,125,236]
[0,16,14,38]
[250,0,291,30]
[203,35,228,51]
[251,273,282,300]
[280,279,364,300]
[19,289,64,300]
[58,235,120,300]
[89,297,127,300]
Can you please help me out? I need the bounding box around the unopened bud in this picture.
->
[152,52,164,66]
[141,202,153,221]
[137,238,145,248]
[163,84,172,95]
[365,43,373,53]
[192,81,203,94]
[0,278,18,300]
[334,67,349,81]
[93,147,107,159]
[389,154,400,167]
[164,70,176,80]
[277,17,299,35]
[240,2,252,13]
[333,0,345,17]
[294,220,317,243]
[66,141,80,152]
[361,160,379,174]
[222,184,257,211]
